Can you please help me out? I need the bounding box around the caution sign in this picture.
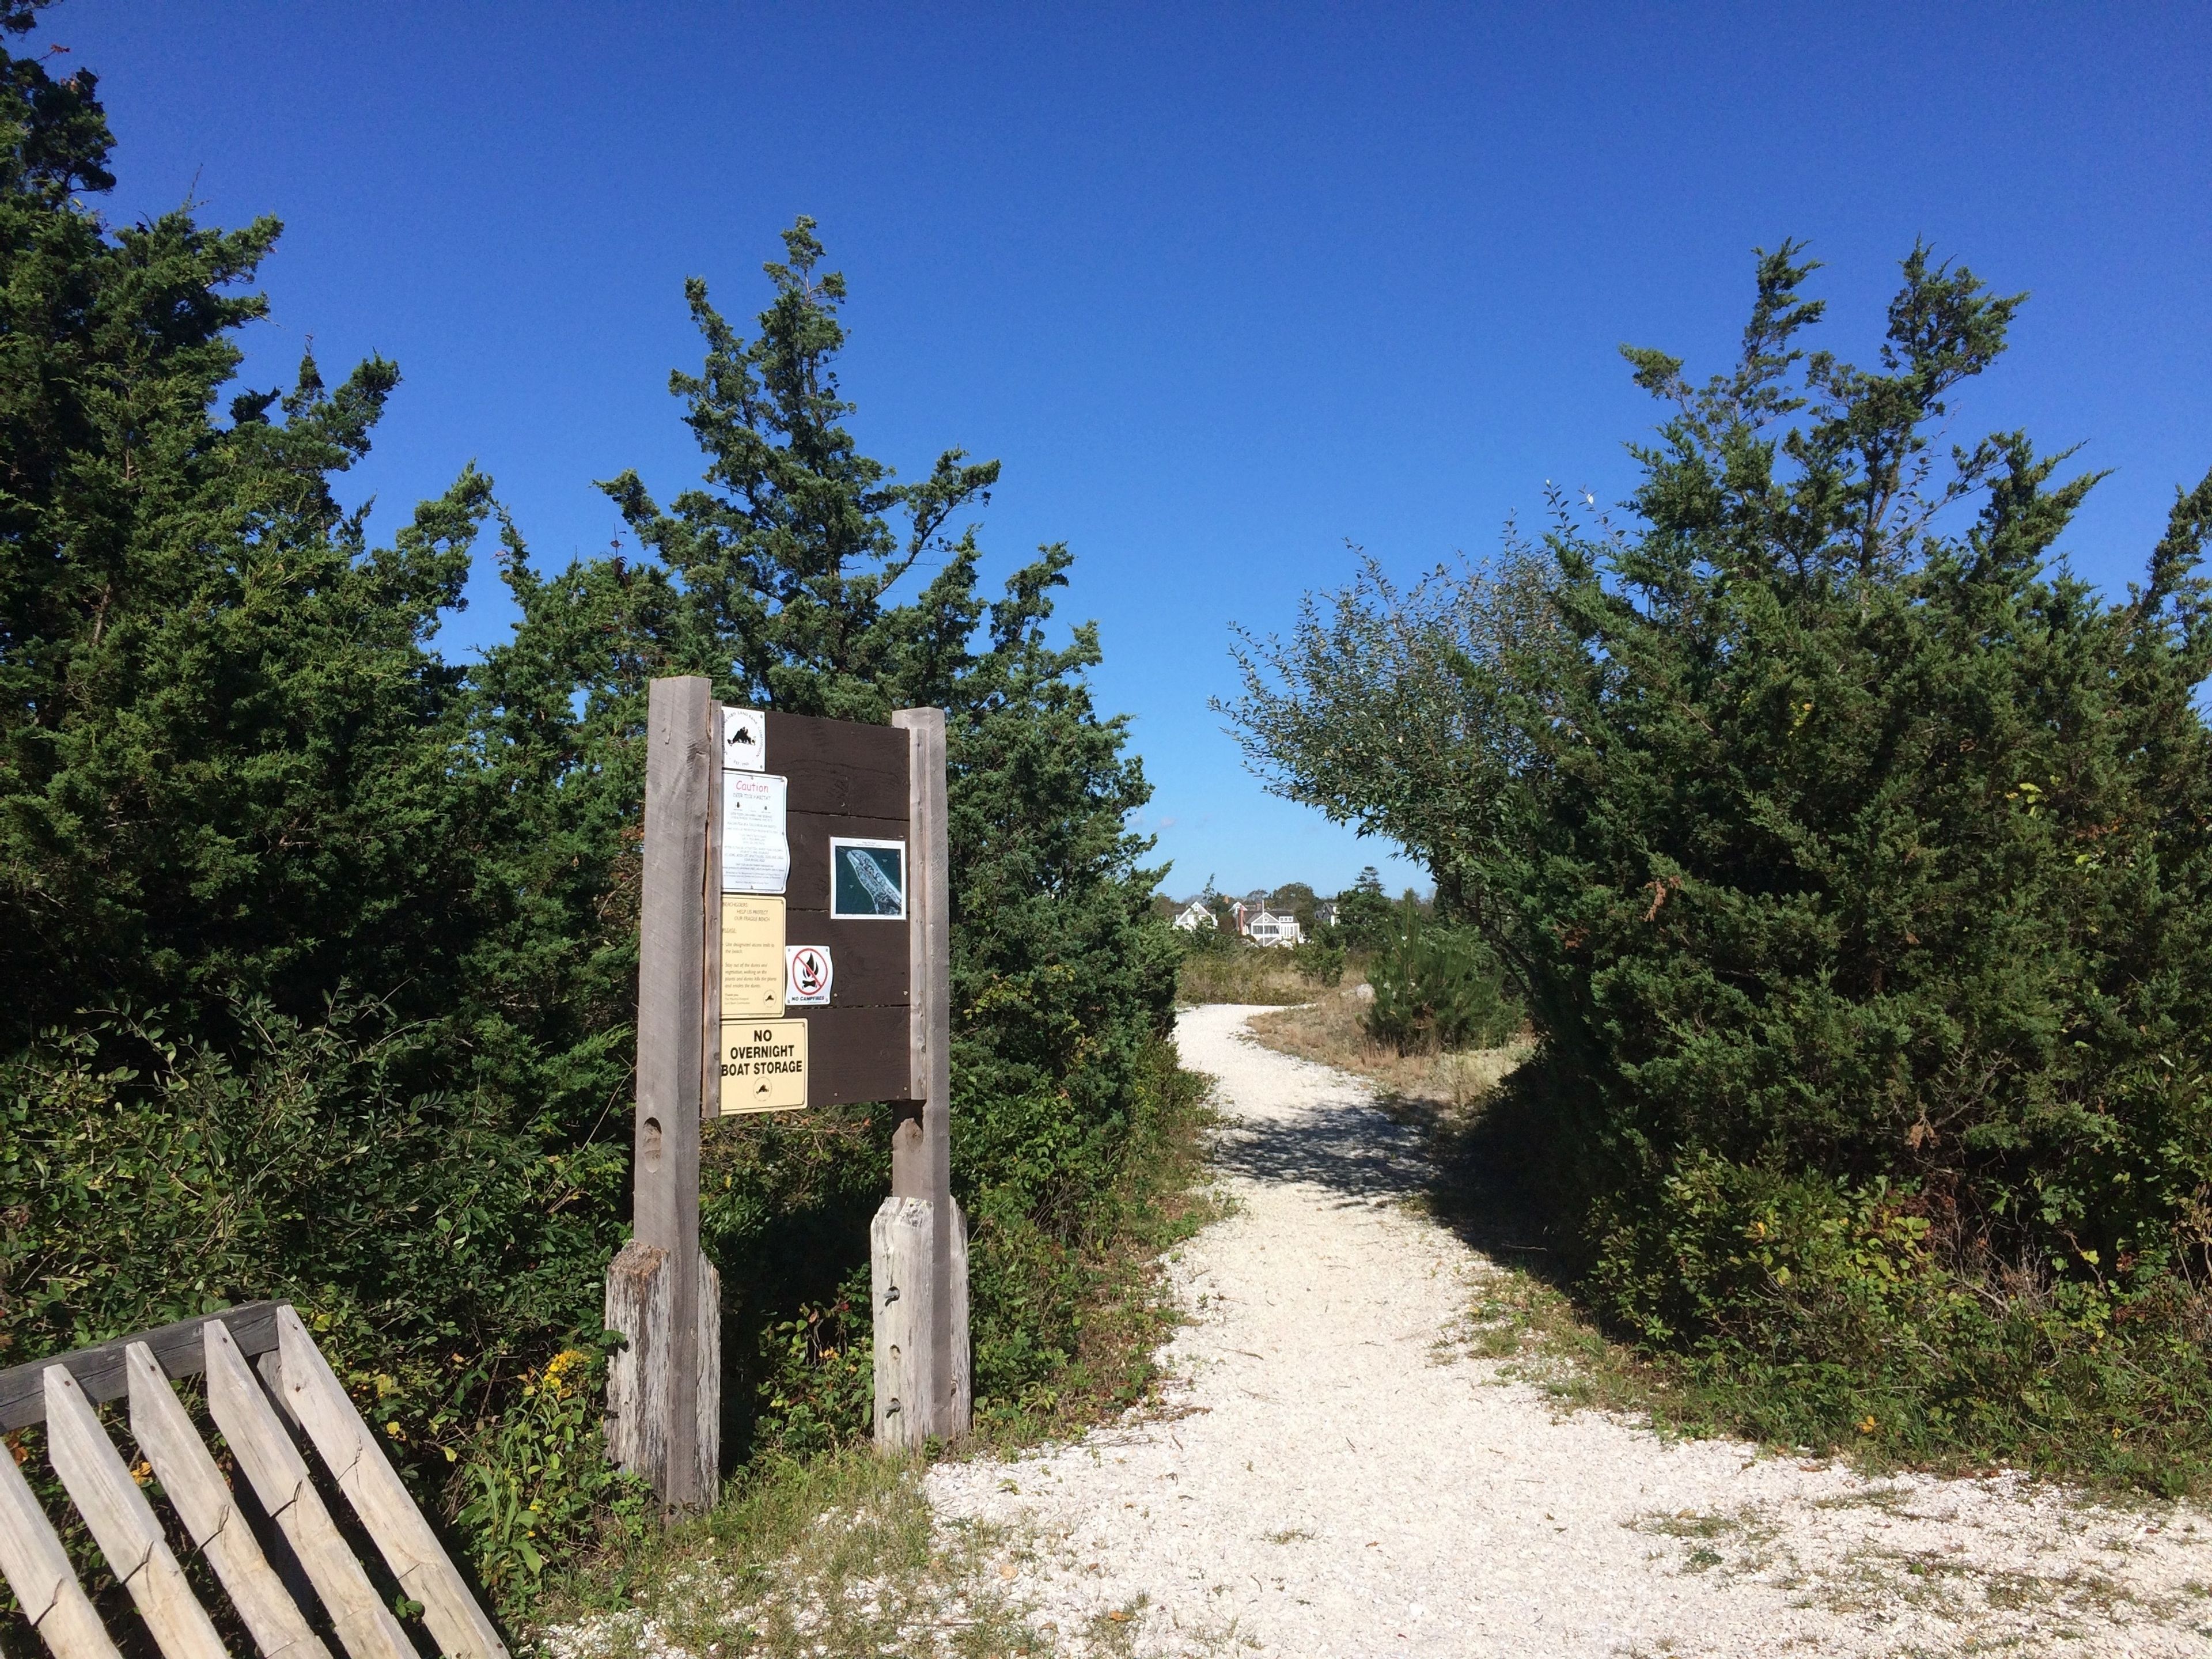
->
[718,1018,808,1115]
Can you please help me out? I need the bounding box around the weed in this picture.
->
[1631,1504,1782,1580]
[1246,980,1531,1110]
[535,1451,1040,1659]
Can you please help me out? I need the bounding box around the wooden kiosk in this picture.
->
[604,677,968,1512]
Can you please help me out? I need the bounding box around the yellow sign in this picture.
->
[719,895,785,1018]
[718,1018,808,1114]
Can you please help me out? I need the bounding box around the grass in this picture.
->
[529,1050,1226,1654]
[1175,945,1317,1007]
[1628,1504,1782,1580]
[1245,978,1531,1109]
[534,1450,1043,1659]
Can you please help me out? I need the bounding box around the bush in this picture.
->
[0,9,1190,1615]
[1289,939,1345,987]
[1233,242,2212,1487]
[456,1343,652,1609]
[1176,942,1313,1006]
[1360,903,1520,1054]
[1579,1147,2212,1491]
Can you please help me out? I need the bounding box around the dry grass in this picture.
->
[1246,980,1531,1109]
[1175,946,1316,1007]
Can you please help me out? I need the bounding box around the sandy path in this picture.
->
[927,1004,2212,1657]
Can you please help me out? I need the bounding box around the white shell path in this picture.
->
[927,1003,2212,1657]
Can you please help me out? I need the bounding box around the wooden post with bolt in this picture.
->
[604,676,721,1513]
[876,707,969,1448]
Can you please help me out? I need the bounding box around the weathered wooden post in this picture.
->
[605,677,721,1513]
[605,682,967,1508]
[878,708,969,1447]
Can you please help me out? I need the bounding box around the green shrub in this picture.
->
[1234,243,2212,1487]
[0,6,1187,1612]
[1578,1148,2212,1491]
[1361,903,1520,1054]
[456,1343,651,1612]
[1177,916,1235,957]
[1289,939,1345,987]
[1326,873,1399,952]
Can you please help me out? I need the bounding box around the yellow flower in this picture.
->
[1857,1415,1877,1435]
[540,1348,591,1400]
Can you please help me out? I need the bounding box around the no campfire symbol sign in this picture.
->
[785,942,832,1006]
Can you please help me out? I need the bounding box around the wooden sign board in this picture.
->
[707,709,915,1112]
[612,680,963,1517]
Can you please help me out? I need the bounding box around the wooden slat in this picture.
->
[202,1322,416,1659]
[702,709,726,1127]
[603,1242,669,1490]
[0,1303,281,1431]
[948,1199,971,1433]
[798,1005,913,1107]
[692,1253,721,1506]
[764,711,909,820]
[869,1198,933,1451]
[0,1429,123,1659]
[867,1198,970,1453]
[778,906,911,1004]
[41,1367,229,1659]
[124,1343,332,1659]
[781,810,911,914]
[271,1306,507,1659]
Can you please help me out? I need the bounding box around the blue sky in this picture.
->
[50,2,2212,900]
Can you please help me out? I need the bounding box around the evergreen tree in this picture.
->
[0,0,494,1047]
[0,4,624,1575]
[472,217,1177,1438]
[1233,245,2212,1479]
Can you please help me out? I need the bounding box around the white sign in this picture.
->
[784,942,832,1006]
[722,706,766,772]
[830,837,907,919]
[722,771,790,894]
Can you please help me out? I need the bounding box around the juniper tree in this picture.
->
[1232,245,2212,1472]
[473,218,1177,1435]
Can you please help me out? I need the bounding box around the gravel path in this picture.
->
[928,1004,2212,1657]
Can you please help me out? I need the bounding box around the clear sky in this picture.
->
[46,2,2212,901]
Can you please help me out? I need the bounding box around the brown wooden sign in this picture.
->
[609,681,967,1513]
[719,710,914,1108]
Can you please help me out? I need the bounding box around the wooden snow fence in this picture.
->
[0,1302,505,1659]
